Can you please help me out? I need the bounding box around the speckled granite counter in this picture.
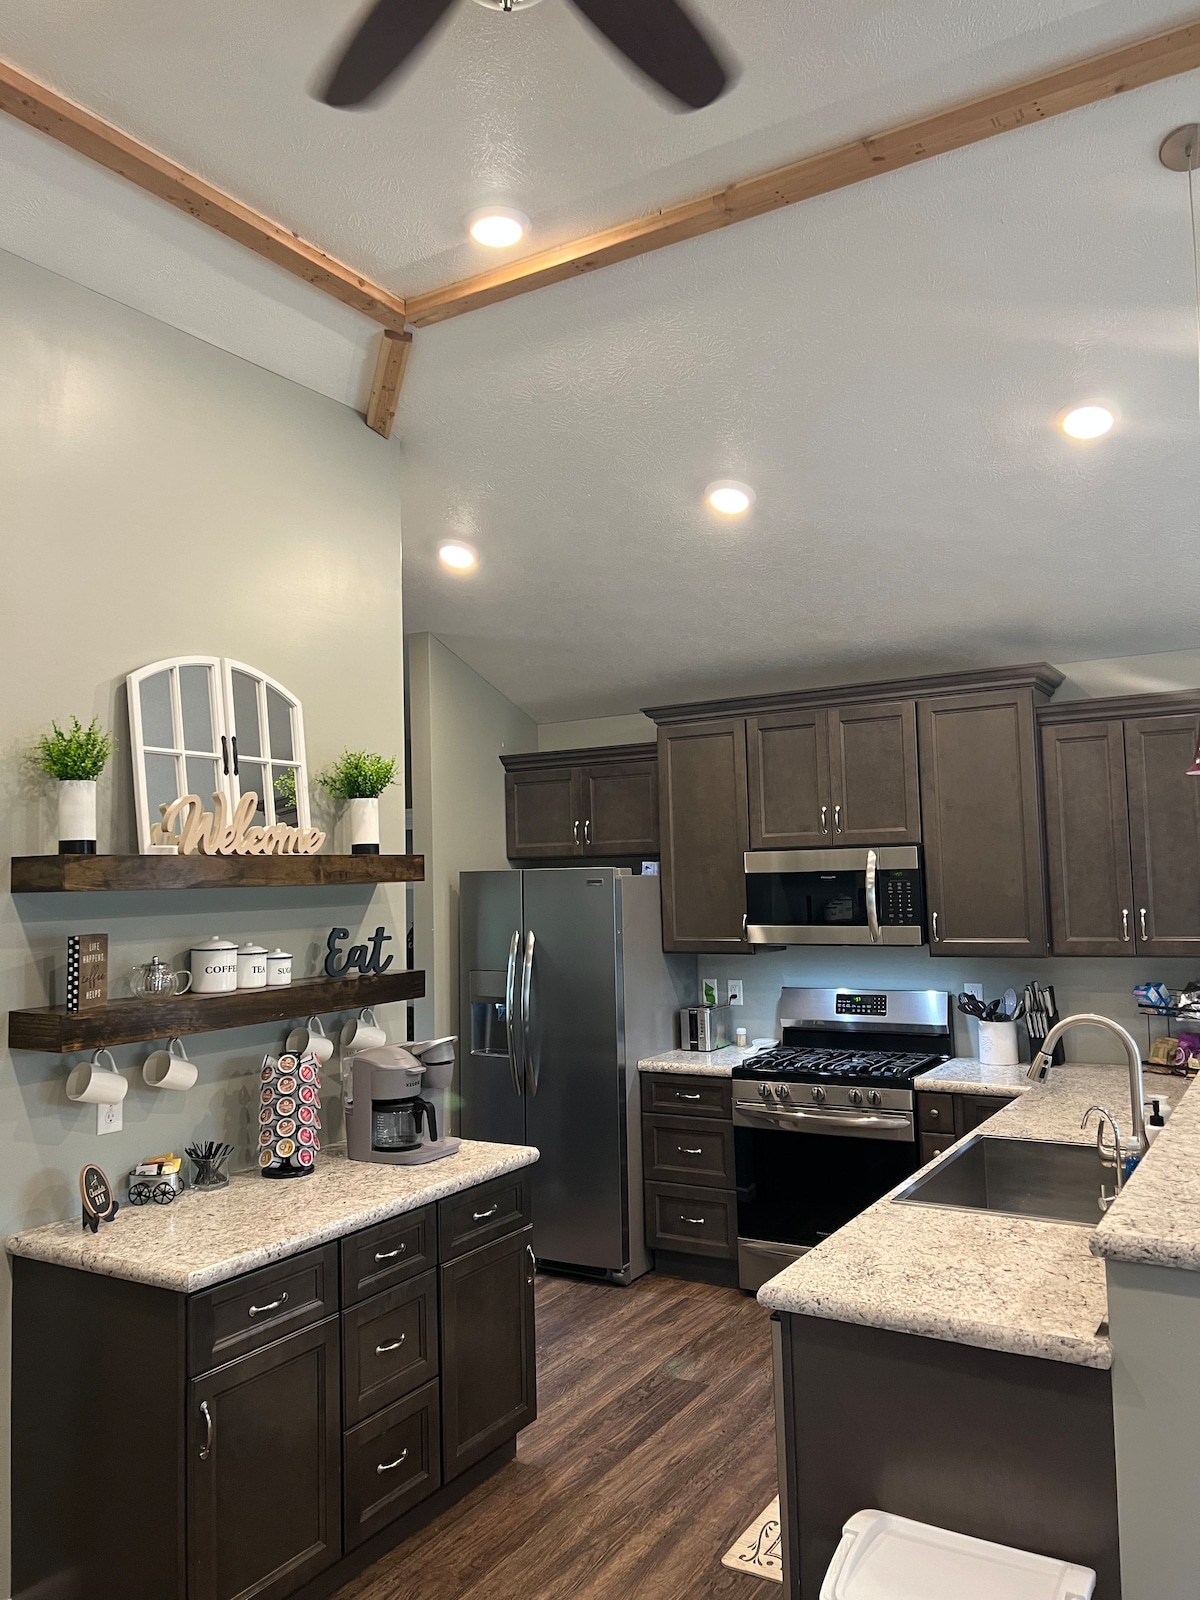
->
[7,1142,539,1293]
[637,1046,758,1077]
[914,1058,1033,1096]
[757,1065,1190,1368]
[1093,1073,1200,1271]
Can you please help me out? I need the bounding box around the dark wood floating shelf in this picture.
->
[9,970,426,1054]
[10,853,425,893]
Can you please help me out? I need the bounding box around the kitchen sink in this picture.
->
[894,1135,1110,1225]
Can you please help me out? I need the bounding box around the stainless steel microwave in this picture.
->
[744,846,925,946]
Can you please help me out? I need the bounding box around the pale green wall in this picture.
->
[407,635,537,1048]
[0,247,408,1594]
[537,712,655,750]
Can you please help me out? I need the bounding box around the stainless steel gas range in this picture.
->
[733,987,951,1291]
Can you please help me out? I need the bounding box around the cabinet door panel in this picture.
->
[658,719,750,953]
[747,709,829,849]
[505,769,582,859]
[441,1225,537,1481]
[188,1317,340,1600]
[1041,721,1134,957]
[343,1380,440,1552]
[919,691,1047,957]
[1125,713,1200,956]
[342,1272,438,1429]
[582,760,659,855]
[828,701,920,846]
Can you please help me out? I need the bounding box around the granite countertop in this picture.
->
[1093,1072,1200,1271]
[7,1142,539,1294]
[637,1046,758,1078]
[757,1065,1192,1369]
[914,1058,1033,1096]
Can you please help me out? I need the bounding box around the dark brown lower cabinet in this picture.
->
[189,1318,342,1600]
[441,1224,537,1480]
[343,1380,442,1552]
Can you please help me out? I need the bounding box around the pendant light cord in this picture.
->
[1189,143,1200,425]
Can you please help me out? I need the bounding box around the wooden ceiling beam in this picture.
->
[365,329,414,439]
[0,57,408,332]
[405,17,1200,327]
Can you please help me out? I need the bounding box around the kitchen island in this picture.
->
[7,1141,539,1600]
[758,1063,1192,1599]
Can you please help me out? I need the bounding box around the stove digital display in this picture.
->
[835,993,887,1016]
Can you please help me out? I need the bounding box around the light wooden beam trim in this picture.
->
[0,57,407,332]
[406,17,1200,327]
[365,329,414,438]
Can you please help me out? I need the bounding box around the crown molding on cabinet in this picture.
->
[1038,689,1200,724]
[501,743,657,772]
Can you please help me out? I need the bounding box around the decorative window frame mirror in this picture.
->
[127,656,311,852]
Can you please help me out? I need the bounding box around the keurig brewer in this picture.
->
[346,1037,461,1166]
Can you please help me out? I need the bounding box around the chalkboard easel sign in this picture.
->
[80,1164,119,1234]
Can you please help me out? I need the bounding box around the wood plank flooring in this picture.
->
[335,1271,781,1600]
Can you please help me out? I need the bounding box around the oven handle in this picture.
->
[733,1102,914,1140]
[865,847,881,944]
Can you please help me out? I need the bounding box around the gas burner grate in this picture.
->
[735,1045,946,1086]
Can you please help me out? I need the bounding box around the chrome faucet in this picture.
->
[1029,1013,1147,1155]
[1081,1105,1126,1211]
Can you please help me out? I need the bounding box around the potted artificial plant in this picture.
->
[36,717,114,855]
[318,750,397,854]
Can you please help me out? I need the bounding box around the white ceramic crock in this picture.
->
[58,779,98,855]
[266,949,292,987]
[190,936,238,995]
[349,796,380,854]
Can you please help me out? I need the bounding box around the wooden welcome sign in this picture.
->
[150,792,326,857]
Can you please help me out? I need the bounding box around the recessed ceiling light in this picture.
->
[438,541,478,571]
[1060,404,1114,440]
[466,207,529,249]
[705,480,755,516]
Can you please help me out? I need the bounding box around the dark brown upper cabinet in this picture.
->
[918,689,1048,957]
[747,701,919,850]
[1126,712,1200,955]
[503,745,658,860]
[1042,720,1135,956]
[658,718,751,954]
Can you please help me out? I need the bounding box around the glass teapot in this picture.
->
[130,956,193,998]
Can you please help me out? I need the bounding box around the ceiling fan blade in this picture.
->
[320,0,459,108]
[565,0,732,110]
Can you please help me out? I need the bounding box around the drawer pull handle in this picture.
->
[374,1246,406,1262]
[199,1400,214,1461]
[677,1093,702,1102]
[247,1292,288,1318]
[679,1146,704,1156]
[377,1448,409,1474]
[681,1215,706,1225]
[375,1336,407,1355]
[472,1204,499,1221]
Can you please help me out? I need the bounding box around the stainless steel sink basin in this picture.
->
[895,1135,1109,1225]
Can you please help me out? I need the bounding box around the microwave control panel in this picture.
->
[879,869,922,926]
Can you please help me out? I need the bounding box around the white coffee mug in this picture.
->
[341,1007,386,1055]
[143,1037,199,1091]
[66,1048,128,1106]
[190,936,238,995]
[237,943,268,990]
[266,949,292,987]
[286,1016,334,1063]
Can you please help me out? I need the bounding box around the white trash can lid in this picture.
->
[820,1511,1096,1600]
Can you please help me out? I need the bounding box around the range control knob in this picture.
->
[811,1086,826,1104]
[759,1082,774,1101]
[848,1088,864,1106]
[867,1090,882,1107]
[777,1084,791,1101]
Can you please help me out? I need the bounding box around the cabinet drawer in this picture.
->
[640,1074,732,1119]
[960,1094,1017,1133]
[919,1132,958,1166]
[341,1207,435,1307]
[343,1379,441,1552]
[644,1182,737,1259]
[188,1244,337,1377]
[343,1271,438,1428]
[642,1115,735,1188]
[916,1093,956,1136]
[438,1172,531,1262]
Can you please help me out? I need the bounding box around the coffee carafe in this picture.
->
[371,1089,438,1153]
[346,1041,461,1166]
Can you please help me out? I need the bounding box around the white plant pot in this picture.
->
[977,1019,1020,1067]
[349,796,380,855]
[58,779,97,855]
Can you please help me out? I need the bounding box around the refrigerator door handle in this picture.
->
[521,929,537,1097]
[504,929,522,1097]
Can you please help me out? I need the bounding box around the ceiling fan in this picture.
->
[319,0,733,113]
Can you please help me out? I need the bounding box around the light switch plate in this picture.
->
[727,980,744,1006]
[98,1101,122,1135]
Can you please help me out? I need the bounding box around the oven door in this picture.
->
[733,1111,920,1292]
[744,846,923,945]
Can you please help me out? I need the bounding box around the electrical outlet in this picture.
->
[964,983,984,1003]
[727,980,744,1006]
[97,1100,122,1135]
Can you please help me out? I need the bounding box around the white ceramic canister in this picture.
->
[977,1019,1020,1066]
[237,942,269,989]
[266,948,292,987]
[190,936,238,995]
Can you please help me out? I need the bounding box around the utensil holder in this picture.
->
[977,1020,1019,1066]
[189,1153,231,1190]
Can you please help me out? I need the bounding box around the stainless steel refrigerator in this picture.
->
[459,868,691,1284]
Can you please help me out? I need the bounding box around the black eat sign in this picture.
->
[325,926,394,979]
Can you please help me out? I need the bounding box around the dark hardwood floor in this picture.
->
[335,1271,781,1600]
